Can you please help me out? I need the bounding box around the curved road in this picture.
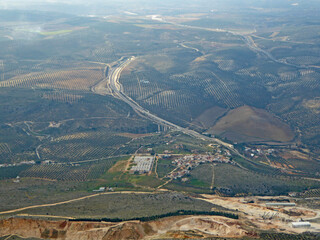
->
[105,57,259,170]
[166,21,315,69]
[109,57,305,171]
[95,20,316,154]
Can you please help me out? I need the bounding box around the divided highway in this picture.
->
[108,57,234,150]
[163,21,315,69]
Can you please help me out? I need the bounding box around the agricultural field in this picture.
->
[20,158,120,182]
[0,7,319,191]
[0,64,104,91]
[164,164,214,194]
[0,166,31,180]
[0,4,320,234]
[297,188,320,199]
[212,163,320,196]
[0,2,320,239]
[156,157,177,178]
[0,8,319,156]
[38,133,132,163]
[114,12,320,158]
[18,192,222,219]
[0,178,92,213]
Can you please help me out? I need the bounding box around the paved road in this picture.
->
[105,57,258,168]
[94,22,312,159]
[166,21,315,69]
[109,57,234,147]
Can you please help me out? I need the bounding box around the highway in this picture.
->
[95,19,315,155]
[163,21,314,69]
[108,57,236,152]
[88,56,261,170]
[240,35,304,68]
[91,18,318,173]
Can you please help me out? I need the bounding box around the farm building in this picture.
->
[130,155,155,174]
[266,202,296,207]
[93,187,106,192]
[292,222,311,228]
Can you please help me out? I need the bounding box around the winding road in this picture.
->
[108,56,299,172]
[91,17,317,153]
[107,57,234,149]
[163,20,316,69]
[93,20,304,169]
[103,56,259,171]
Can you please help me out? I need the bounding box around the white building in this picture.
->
[266,202,296,207]
[93,187,106,192]
[130,155,155,174]
[292,222,311,228]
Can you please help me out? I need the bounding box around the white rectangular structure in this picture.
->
[93,187,106,192]
[292,222,311,228]
[266,202,296,207]
[131,155,155,173]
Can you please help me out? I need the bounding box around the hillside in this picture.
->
[208,105,295,143]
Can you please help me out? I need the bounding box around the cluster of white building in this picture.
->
[173,154,231,168]
[167,154,232,179]
[130,155,155,174]
[244,147,275,158]
[93,187,114,192]
[0,160,35,168]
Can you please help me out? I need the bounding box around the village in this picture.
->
[166,153,235,180]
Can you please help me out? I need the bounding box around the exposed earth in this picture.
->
[208,105,295,143]
[1,194,319,239]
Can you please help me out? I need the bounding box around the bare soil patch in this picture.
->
[208,105,294,143]
[192,106,228,129]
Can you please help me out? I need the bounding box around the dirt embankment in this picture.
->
[0,215,251,240]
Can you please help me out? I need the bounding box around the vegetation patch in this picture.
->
[213,163,320,196]
[70,209,239,222]
[20,192,226,219]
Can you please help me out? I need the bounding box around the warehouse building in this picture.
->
[292,222,311,228]
[266,202,296,207]
[130,155,155,174]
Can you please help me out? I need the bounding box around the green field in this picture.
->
[19,192,223,219]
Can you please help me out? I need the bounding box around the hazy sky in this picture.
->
[0,0,317,16]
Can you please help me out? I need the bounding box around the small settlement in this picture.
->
[167,154,234,180]
[0,160,35,168]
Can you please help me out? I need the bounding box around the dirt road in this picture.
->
[0,191,154,216]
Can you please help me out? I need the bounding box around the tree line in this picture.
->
[69,209,239,223]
